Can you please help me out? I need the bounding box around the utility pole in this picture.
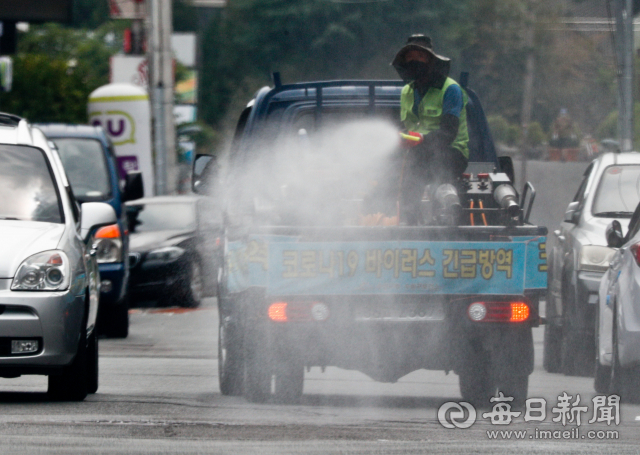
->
[615,0,634,152]
[519,2,536,186]
[147,0,176,195]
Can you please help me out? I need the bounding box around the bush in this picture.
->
[526,122,546,146]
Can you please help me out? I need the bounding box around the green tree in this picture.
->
[0,23,125,123]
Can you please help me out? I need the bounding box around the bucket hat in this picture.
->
[392,34,451,81]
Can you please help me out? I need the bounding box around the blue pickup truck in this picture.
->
[194,76,547,406]
[37,124,143,338]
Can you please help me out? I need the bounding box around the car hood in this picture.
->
[577,215,631,246]
[0,221,66,278]
[129,230,193,253]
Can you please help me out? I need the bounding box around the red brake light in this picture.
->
[478,173,489,180]
[95,224,121,239]
[631,243,640,266]
[268,302,288,322]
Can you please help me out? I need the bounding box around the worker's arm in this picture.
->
[425,84,463,146]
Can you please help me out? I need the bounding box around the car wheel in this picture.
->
[87,329,99,394]
[543,302,563,373]
[459,347,494,408]
[594,309,611,394]
[181,260,204,308]
[104,299,129,338]
[48,329,89,401]
[218,315,244,396]
[560,284,593,376]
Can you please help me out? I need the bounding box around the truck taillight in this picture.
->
[268,302,288,322]
[267,301,330,322]
[467,301,530,323]
[631,243,640,266]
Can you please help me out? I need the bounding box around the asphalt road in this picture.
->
[0,296,639,455]
[0,160,635,454]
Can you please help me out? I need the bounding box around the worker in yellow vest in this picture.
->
[392,34,469,224]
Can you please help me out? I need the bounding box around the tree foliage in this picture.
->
[0,23,125,123]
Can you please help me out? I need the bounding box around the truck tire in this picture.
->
[218,316,244,396]
[243,328,271,403]
[48,329,89,401]
[459,346,494,407]
[495,375,528,408]
[273,355,304,404]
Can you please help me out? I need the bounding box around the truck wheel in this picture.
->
[243,329,271,403]
[459,347,494,408]
[273,355,304,404]
[87,329,99,394]
[48,329,89,401]
[495,375,528,408]
[218,316,244,396]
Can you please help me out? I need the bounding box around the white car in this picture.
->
[0,114,116,401]
[595,200,640,398]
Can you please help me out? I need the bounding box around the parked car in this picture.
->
[0,113,117,400]
[595,201,640,398]
[36,124,143,338]
[126,195,219,307]
[544,152,640,375]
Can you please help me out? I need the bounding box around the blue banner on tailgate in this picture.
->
[226,235,547,296]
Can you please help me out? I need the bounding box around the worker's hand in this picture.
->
[399,131,424,147]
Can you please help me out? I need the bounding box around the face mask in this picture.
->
[402,61,429,82]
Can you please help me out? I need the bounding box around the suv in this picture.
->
[36,124,143,338]
[544,152,640,375]
[0,113,117,400]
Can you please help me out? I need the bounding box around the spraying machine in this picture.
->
[194,76,547,406]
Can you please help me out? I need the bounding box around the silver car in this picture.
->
[0,115,116,401]
[544,152,640,375]
[595,202,640,399]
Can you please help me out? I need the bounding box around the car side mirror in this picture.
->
[81,202,117,242]
[564,201,580,224]
[123,171,144,202]
[192,154,217,194]
[606,220,625,248]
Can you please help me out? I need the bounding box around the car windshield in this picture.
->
[52,138,111,201]
[592,165,640,217]
[0,145,62,223]
[127,202,196,233]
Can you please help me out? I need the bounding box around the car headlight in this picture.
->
[579,245,616,272]
[146,246,185,262]
[93,224,123,263]
[11,251,70,291]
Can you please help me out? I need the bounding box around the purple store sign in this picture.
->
[116,156,140,180]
